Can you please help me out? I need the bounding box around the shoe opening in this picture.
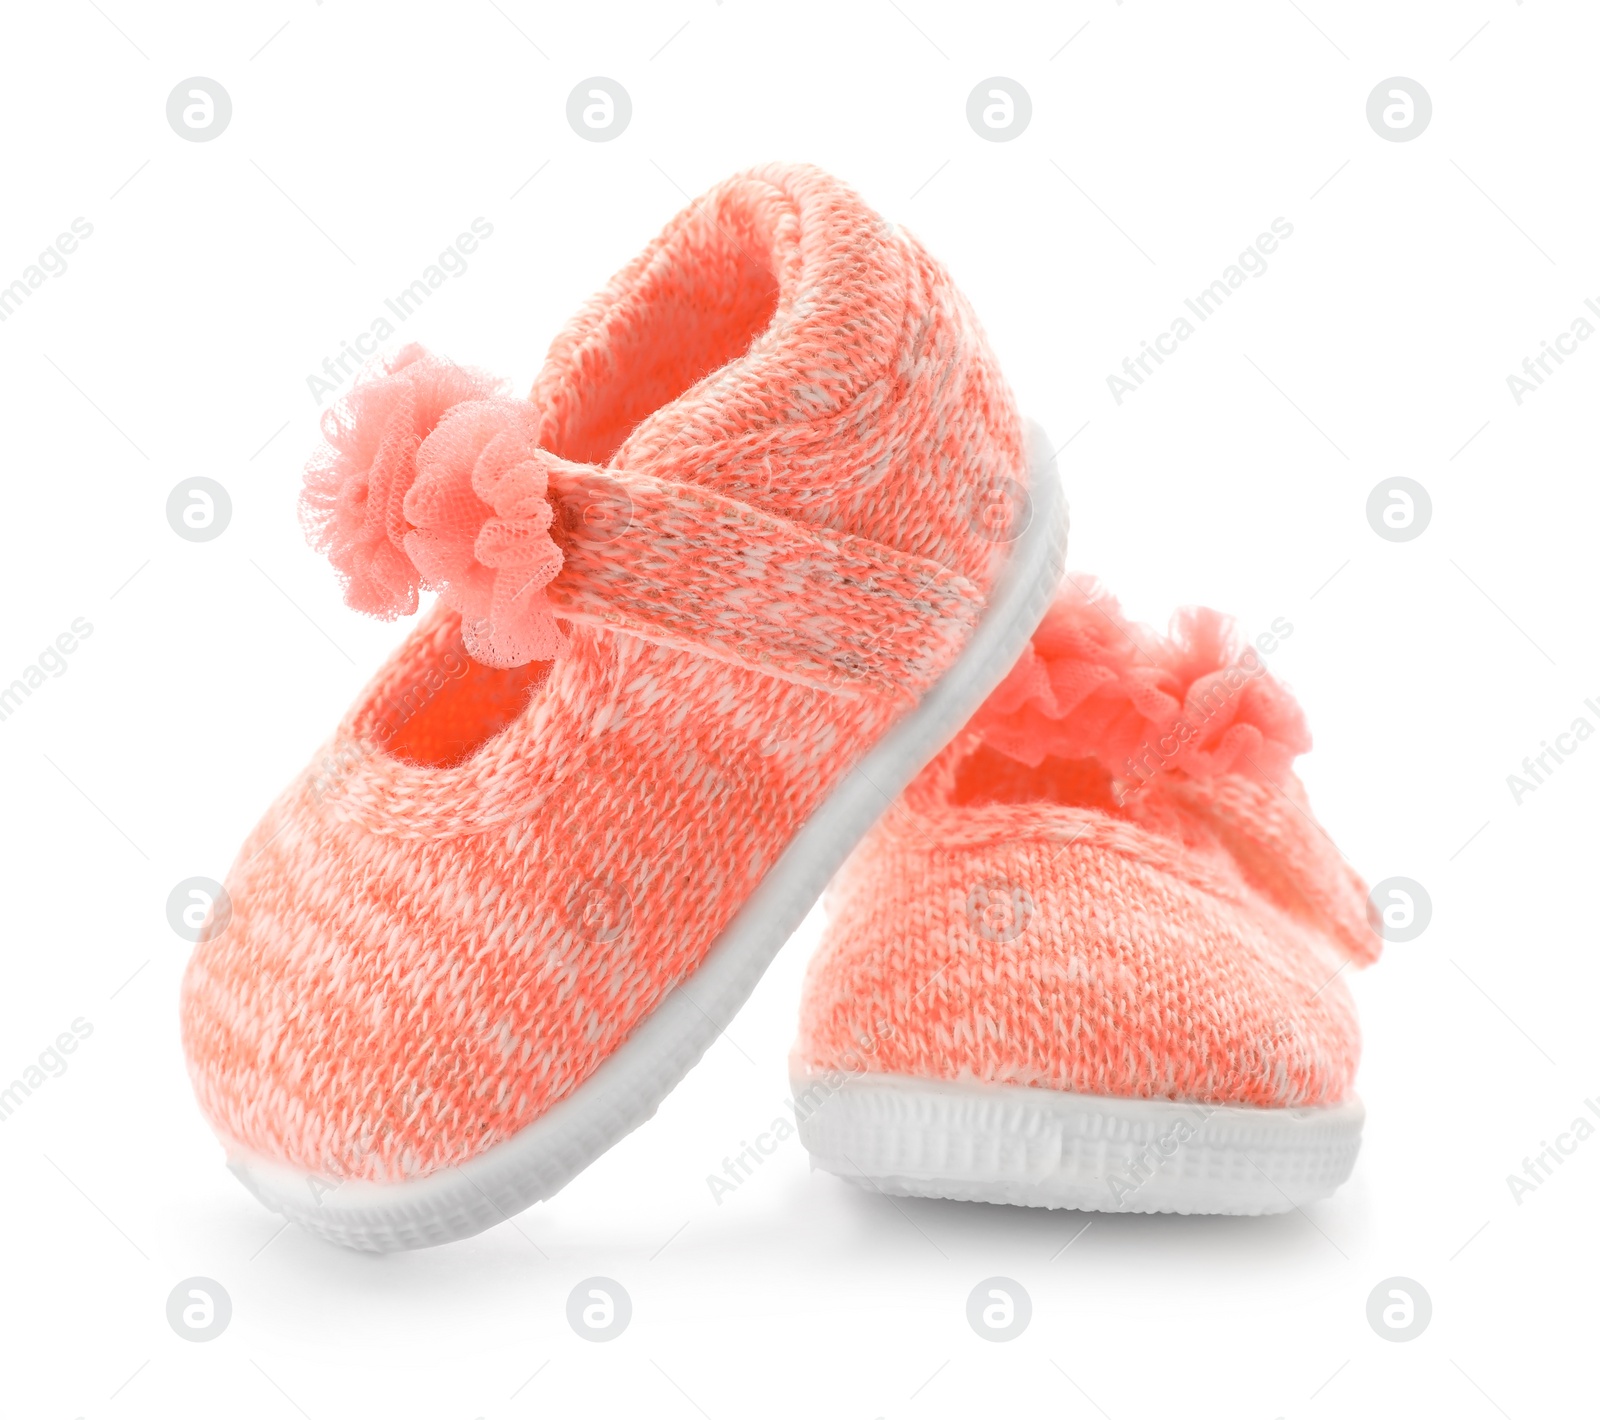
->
[539,183,789,466]
[352,615,553,770]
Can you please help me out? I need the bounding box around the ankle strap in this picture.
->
[302,345,987,699]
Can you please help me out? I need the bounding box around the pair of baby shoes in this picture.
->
[181,163,1378,1251]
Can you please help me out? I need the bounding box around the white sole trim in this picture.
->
[226,423,1069,1251]
[791,1071,1364,1215]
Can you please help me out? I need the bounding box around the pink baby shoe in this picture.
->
[792,579,1379,1214]
[180,163,1066,1250]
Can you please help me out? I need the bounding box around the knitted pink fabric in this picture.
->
[181,164,1027,1183]
[794,580,1380,1110]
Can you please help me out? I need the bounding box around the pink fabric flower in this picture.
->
[973,579,1311,785]
[299,345,564,668]
[404,401,564,669]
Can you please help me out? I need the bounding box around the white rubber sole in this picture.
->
[227,423,1069,1251]
[792,1072,1363,1215]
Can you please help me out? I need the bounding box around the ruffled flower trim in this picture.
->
[299,345,565,668]
[971,579,1310,786]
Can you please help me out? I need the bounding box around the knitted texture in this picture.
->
[794,580,1380,1111]
[180,163,1027,1183]
[302,345,988,689]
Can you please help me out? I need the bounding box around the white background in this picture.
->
[1,1,1595,1416]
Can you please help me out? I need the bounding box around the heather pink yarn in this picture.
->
[181,162,1030,1183]
[796,579,1380,1113]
